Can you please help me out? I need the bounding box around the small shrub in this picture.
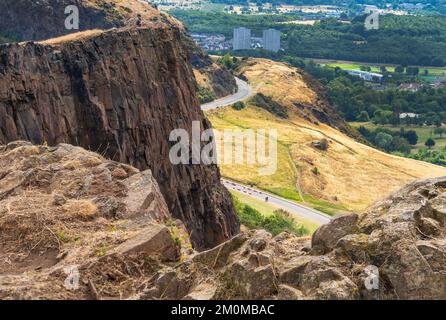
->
[232,101,245,110]
[197,86,216,104]
[236,203,264,229]
[311,167,320,175]
[121,6,132,13]
[261,209,308,236]
[58,231,69,243]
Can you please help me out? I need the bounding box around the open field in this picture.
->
[350,122,446,152]
[313,58,446,78]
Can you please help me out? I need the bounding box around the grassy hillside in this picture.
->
[206,58,446,213]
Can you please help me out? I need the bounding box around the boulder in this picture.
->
[311,138,329,151]
[114,224,180,262]
[192,233,249,268]
[277,284,305,300]
[279,256,314,287]
[184,283,218,300]
[311,213,358,254]
[227,261,277,299]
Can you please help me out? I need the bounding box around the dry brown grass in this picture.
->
[63,200,98,219]
[39,29,104,45]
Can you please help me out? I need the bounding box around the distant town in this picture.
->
[146,1,432,54]
[147,1,423,17]
[192,27,281,52]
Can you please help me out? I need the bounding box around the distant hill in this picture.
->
[206,58,446,213]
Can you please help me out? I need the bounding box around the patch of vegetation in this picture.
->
[197,86,217,104]
[357,126,414,153]
[218,52,240,71]
[250,93,288,119]
[232,195,308,236]
[404,147,446,166]
[232,101,245,110]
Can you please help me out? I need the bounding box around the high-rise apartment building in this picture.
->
[233,27,251,50]
[263,29,281,52]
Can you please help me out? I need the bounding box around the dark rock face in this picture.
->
[0,25,239,249]
[0,0,121,42]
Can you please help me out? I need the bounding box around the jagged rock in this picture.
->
[192,233,249,268]
[336,233,369,263]
[248,230,272,252]
[184,283,218,300]
[156,270,192,299]
[311,138,329,151]
[279,256,314,287]
[114,224,180,262]
[380,241,445,299]
[122,171,170,221]
[227,261,278,299]
[315,278,358,300]
[311,213,358,254]
[277,284,305,300]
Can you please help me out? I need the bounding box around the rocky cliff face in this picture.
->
[0,1,239,249]
[0,0,237,99]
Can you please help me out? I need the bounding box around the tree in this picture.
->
[356,110,370,122]
[391,137,411,154]
[434,127,446,137]
[404,130,418,145]
[425,137,436,149]
[220,52,234,69]
[375,132,393,151]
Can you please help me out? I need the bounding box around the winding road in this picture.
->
[222,179,332,225]
[201,77,254,111]
[200,77,331,225]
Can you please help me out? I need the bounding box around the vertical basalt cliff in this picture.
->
[0,2,239,249]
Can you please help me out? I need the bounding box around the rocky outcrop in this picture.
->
[0,142,169,270]
[1,160,445,299]
[147,176,446,300]
[0,29,240,250]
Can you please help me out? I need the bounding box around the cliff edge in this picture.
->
[0,0,239,249]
